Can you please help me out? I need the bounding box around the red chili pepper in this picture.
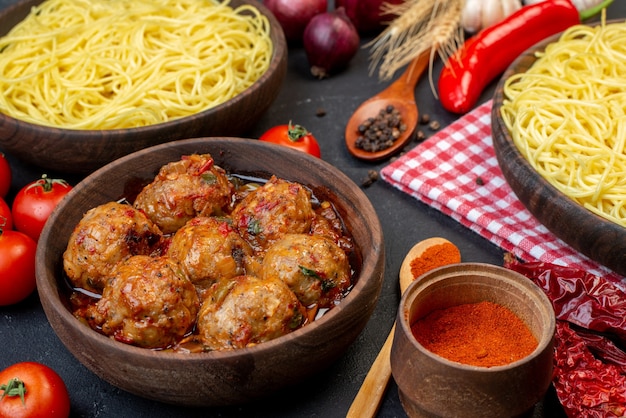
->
[504,257,626,344]
[437,0,580,114]
[504,256,626,416]
[553,322,626,416]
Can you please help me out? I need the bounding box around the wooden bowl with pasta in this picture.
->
[492,20,626,277]
[0,0,287,173]
[35,137,385,406]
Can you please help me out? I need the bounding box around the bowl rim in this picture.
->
[491,20,626,277]
[0,0,287,138]
[35,136,385,361]
[397,262,556,372]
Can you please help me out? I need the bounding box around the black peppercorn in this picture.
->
[355,104,407,152]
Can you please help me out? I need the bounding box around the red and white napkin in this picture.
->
[380,99,625,287]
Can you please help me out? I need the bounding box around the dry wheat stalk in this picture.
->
[368,0,464,83]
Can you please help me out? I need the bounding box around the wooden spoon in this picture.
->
[346,237,459,418]
[345,49,431,162]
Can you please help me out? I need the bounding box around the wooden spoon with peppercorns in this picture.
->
[347,237,460,418]
[345,49,431,162]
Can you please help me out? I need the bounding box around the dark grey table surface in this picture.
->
[1,1,624,416]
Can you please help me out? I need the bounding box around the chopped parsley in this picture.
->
[299,266,335,292]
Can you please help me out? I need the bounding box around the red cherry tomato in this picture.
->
[259,122,321,158]
[12,175,72,242]
[0,197,11,230]
[0,152,11,198]
[0,230,36,306]
[0,362,70,418]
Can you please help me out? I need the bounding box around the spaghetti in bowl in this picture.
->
[0,0,287,172]
[492,19,626,277]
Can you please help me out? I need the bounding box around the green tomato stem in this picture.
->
[25,174,69,193]
[0,378,27,405]
[287,121,309,142]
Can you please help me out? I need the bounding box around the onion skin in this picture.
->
[303,7,360,79]
[264,0,328,43]
[335,0,405,34]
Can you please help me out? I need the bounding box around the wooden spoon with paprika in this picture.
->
[346,237,461,418]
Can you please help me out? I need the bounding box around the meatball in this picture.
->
[93,255,199,349]
[262,234,351,308]
[309,201,354,254]
[230,176,315,252]
[166,216,255,290]
[63,201,163,294]
[197,275,306,350]
[133,154,233,234]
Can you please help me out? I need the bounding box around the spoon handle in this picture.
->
[346,324,396,418]
[395,49,431,91]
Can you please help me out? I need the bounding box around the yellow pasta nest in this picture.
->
[501,19,626,228]
[0,0,272,129]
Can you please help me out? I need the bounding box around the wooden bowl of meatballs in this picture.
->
[36,137,385,406]
[0,0,287,173]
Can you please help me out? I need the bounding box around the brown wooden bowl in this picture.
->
[491,25,626,277]
[0,0,287,174]
[391,263,555,418]
[35,137,385,406]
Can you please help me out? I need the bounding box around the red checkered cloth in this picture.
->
[380,99,625,287]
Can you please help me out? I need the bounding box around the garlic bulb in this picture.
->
[461,0,523,34]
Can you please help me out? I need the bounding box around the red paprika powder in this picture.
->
[411,301,538,367]
[409,242,461,279]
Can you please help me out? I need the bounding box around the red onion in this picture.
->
[303,7,360,79]
[264,0,328,43]
[335,0,405,34]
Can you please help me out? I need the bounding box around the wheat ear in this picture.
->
[367,0,436,76]
[428,0,464,97]
[367,0,464,82]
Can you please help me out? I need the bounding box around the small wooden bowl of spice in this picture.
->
[391,263,555,418]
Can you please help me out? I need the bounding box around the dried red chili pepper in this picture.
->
[437,0,580,114]
[553,322,626,417]
[504,256,626,416]
[575,326,626,368]
[504,258,626,344]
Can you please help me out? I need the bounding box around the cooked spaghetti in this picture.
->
[501,19,626,227]
[0,0,272,129]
